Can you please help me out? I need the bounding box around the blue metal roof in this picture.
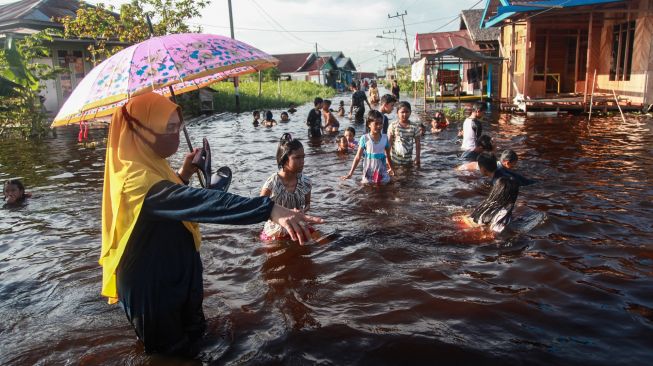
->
[483,0,625,28]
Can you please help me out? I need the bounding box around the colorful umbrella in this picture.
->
[51,33,278,127]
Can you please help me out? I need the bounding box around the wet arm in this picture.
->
[304,192,311,212]
[385,145,393,173]
[143,181,274,225]
[343,146,364,178]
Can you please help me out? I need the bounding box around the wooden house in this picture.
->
[482,0,653,110]
[0,0,128,114]
[273,52,351,88]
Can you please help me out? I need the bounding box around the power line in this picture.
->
[427,0,485,33]
[249,0,313,45]
[188,15,456,34]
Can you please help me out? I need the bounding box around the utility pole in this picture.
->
[388,11,411,61]
[228,0,240,112]
[315,43,321,85]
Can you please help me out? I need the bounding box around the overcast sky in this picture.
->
[1,0,485,72]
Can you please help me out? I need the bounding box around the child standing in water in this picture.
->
[306,97,323,137]
[263,111,277,127]
[493,149,537,186]
[3,179,30,206]
[342,110,394,184]
[253,111,261,126]
[336,135,349,153]
[344,127,357,149]
[337,101,345,117]
[280,111,290,122]
[260,133,314,240]
[322,100,340,133]
[379,94,397,134]
[368,81,380,104]
[388,101,421,168]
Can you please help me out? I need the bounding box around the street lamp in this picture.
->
[376,35,403,41]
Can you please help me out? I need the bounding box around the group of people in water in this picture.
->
[1,80,536,359]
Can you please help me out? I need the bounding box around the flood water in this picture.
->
[1,93,652,365]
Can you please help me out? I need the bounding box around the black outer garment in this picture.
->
[492,168,537,186]
[391,85,400,99]
[116,180,274,356]
[306,108,322,137]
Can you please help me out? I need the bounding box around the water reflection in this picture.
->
[0,95,652,365]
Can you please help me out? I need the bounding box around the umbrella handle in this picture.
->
[170,85,206,188]
[180,119,206,188]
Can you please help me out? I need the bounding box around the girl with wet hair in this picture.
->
[469,176,519,233]
[3,179,30,206]
[261,133,314,240]
[342,110,394,184]
[263,110,277,127]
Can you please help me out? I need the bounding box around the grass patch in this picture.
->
[210,80,336,113]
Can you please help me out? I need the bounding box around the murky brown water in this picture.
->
[1,93,652,365]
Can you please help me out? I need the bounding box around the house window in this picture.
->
[610,20,635,81]
[57,50,88,101]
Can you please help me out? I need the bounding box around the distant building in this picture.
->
[273,51,356,88]
[0,0,128,114]
[482,0,653,108]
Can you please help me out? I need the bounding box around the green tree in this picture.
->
[59,0,210,64]
[0,29,64,137]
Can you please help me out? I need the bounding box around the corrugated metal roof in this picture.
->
[0,0,81,25]
[460,9,500,42]
[272,53,313,73]
[483,0,626,28]
[416,30,479,54]
[336,57,356,71]
[301,56,337,72]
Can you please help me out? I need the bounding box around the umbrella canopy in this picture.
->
[52,33,278,127]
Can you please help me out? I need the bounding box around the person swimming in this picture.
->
[469,176,519,233]
[3,179,30,207]
[493,149,537,186]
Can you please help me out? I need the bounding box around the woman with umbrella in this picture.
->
[101,92,322,356]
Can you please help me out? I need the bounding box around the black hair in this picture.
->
[281,111,289,117]
[345,126,355,136]
[477,135,493,151]
[396,101,411,112]
[477,152,497,173]
[253,110,260,117]
[314,97,323,106]
[500,149,518,163]
[434,110,444,120]
[323,99,332,107]
[470,176,519,228]
[3,179,26,201]
[265,111,273,120]
[471,103,485,112]
[276,133,304,169]
[339,100,344,105]
[366,110,384,129]
[380,94,396,105]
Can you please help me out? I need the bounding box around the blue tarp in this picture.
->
[483,0,625,28]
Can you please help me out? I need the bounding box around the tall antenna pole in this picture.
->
[228,0,240,112]
[388,11,411,60]
[315,43,322,85]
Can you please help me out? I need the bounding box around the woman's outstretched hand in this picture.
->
[269,205,324,245]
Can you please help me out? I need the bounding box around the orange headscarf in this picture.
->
[100,92,201,304]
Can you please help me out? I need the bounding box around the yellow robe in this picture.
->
[100,92,201,304]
